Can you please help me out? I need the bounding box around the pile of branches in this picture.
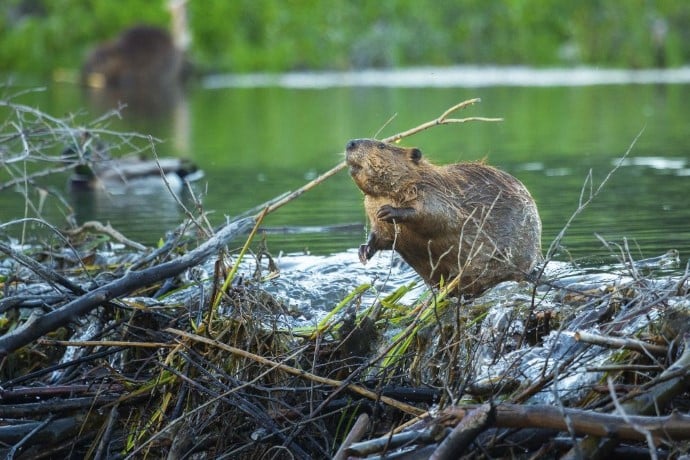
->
[1,227,689,459]
[1,93,689,459]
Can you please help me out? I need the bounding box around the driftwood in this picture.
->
[0,395,120,418]
[0,239,85,296]
[350,394,690,458]
[346,426,448,457]
[0,415,87,446]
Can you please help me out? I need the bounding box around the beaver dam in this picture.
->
[1,97,690,459]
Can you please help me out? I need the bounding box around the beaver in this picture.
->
[82,25,189,89]
[345,138,542,296]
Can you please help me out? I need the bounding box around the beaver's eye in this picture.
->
[377,142,386,150]
[410,148,422,163]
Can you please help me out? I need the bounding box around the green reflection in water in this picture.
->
[1,81,689,265]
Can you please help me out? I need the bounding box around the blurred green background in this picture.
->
[2,0,689,79]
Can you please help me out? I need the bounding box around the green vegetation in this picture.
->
[2,0,689,78]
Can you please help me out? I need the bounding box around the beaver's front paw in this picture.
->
[358,243,374,264]
[377,205,414,222]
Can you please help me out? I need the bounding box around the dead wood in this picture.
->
[0,383,122,401]
[0,240,85,296]
[0,217,254,357]
[0,396,119,418]
[430,403,495,460]
[166,327,426,416]
[0,414,89,446]
[63,221,147,252]
[443,403,690,443]
[346,426,448,457]
[333,413,371,460]
[575,330,670,356]
[561,333,690,459]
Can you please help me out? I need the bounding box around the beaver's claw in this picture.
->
[359,243,372,264]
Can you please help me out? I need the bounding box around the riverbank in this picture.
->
[2,1,689,77]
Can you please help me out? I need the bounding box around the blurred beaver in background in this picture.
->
[345,138,542,297]
[81,25,190,89]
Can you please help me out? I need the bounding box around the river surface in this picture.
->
[1,66,690,270]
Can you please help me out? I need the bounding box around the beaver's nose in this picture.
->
[345,139,360,151]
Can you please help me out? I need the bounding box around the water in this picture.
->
[1,67,690,269]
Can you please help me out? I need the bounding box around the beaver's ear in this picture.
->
[410,148,422,163]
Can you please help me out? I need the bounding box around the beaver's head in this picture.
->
[345,139,424,197]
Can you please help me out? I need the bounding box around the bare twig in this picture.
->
[544,128,644,260]
[385,98,501,143]
[63,221,147,252]
[38,339,175,349]
[607,377,658,460]
[6,415,55,460]
[575,330,669,356]
[92,405,119,460]
[0,235,85,295]
[258,98,501,217]
[431,403,495,460]
[149,136,213,238]
[562,333,690,459]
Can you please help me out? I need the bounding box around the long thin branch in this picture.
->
[260,98,501,217]
[62,221,147,252]
[574,330,669,356]
[544,128,644,260]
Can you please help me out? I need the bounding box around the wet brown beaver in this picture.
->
[345,139,542,296]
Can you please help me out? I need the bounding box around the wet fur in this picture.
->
[345,139,542,296]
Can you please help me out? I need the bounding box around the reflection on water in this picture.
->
[204,65,690,89]
[618,156,687,171]
[1,68,689,269]
[82,82,191,155]
[67,180,200,240]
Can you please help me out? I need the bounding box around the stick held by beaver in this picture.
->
[345,139,542,296]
